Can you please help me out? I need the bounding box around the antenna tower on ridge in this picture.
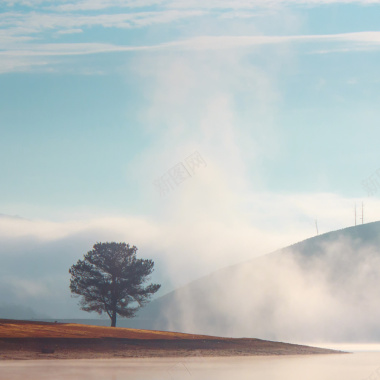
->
[361,202,364,225]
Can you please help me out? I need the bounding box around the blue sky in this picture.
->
[2,0,380,213]
[2,0,380,317]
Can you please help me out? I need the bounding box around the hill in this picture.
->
[136,221,380,343]
[0,319,342,359]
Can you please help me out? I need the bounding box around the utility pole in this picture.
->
[315,219,319,235]
[355,203,357,226]
[361,202,364,224]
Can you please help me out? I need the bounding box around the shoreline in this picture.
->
[0,337,346,360]
[0,320,345,360]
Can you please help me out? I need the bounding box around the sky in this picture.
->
[2,0,380,319]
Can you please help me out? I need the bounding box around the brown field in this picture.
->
[0,320,344,360]
[0,319,215,340]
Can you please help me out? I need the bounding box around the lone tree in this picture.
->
[69,242,160,327]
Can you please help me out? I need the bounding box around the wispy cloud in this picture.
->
[5,0,380,11]
[0,42,148,57]
[0,10,206,36]
[1,30,380,73]
[56,28,83,35]
[165,0,380,9]
[2,0,380,73]
[0,56,51,74]
[2,31,380,58]
[163,31,380,50]
[3,0,380,30]
[48,0,166,11]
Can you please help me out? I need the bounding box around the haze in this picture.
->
[1,0,380,348]
[2,354,380,380]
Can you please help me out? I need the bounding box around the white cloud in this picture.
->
[5,277,51,298]
[0,56,51,74]
[5,0,380,12]
[56,28,83,35]
[121,44,376,284]
[0,214,159,242]
[0,190,378,318]
[49,0,166,11]
[2,0,380,75]
[159,31,380,51]
[0,42,143,57]
[2,0,380,42]
[0,10,205,36]
[2,31,380,61]
[165,0,380,9]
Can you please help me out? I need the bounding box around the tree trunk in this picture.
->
[111,312,117,327]
[111,274,117,327]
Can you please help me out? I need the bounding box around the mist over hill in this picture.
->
[137,221,380,343]
[0,304,50,320]
[3,214,380,343]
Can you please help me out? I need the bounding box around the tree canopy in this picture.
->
[69,242,160,327]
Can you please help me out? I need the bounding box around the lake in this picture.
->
[1,350,380,380]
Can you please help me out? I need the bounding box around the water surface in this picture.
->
[1,352,379,380]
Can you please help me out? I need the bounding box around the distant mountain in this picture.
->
[136,221,380,343]
[0,213,28,220]
[0,304,50,320]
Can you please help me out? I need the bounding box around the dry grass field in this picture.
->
[0,319,215,340]
[0,320,344,360]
